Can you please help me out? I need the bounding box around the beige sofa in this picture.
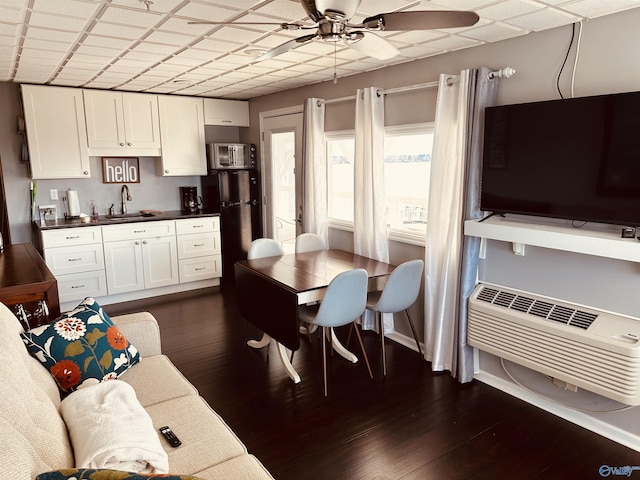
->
[0,302,273,480]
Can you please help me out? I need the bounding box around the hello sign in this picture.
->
[102,157,140,184]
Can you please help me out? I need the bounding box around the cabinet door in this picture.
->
[141,236,179,289]
[22,85,90,179]
[157,96,206,176]
[122,93,161,150]
[103,240,145,294]
[83,90,125,149]
[204,98,249,126]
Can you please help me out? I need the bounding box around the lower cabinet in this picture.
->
[38,216,220,308]
[102,221,178,295]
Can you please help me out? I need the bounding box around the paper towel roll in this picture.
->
[67,190,81,217]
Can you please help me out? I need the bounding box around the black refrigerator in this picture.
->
[201,169,261,286]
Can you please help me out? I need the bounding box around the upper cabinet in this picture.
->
[157,95,206,176]
[21,85,91,179]
[83,90,161,157]
[204,98,249,127]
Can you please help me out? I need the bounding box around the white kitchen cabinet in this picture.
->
[21,85,91,179]
[204,98,249,127]
[176,217,222,283]
[103,221,178,294]
[157,95,206,176]
[40,226,106,304]
[83,90,161,156]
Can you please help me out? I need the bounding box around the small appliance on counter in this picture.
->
[180,186,202,214]
[207,143,256,170]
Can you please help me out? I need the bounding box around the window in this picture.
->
[326,124,434,239]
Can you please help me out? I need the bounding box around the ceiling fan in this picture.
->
[190,0,479,62]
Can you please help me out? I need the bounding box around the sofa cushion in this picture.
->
[21,298,141,393]
[36,469,205,480]
[119,355,198,407]
[145,395,247,474]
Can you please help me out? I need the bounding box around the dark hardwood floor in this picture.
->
[106,287,639,480]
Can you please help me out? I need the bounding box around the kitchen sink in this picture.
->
[106,212,155,221]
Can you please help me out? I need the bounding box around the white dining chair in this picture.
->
[365,259,424,376]
[298,268,373,396]
[295,233,326,253]
[247,238,284,260]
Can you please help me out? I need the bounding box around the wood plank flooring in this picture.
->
[106,287,639,480]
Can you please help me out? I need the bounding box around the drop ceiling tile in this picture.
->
[230,13,288,33]
[65,53,111,66]
[397,43,445,58]
[558,0,640,18]
[170,47,218,60]
[269,49,315,63]
[24,26,81,44]
[0,22,19,36]
[427,0,500,10]
[99,6,164,29]
[209,52,254,66]
[464,23,527,43]
[19,48,66,61]
[22,37,73,52]
[110,0,187,14]
[174,2,238,22]
[477,0,540,21]
[145,29,197,46]
[294,40,342,56]
[28,11,89,30]
[355,0,419,16]
[85,80,122,88]
[192,37,243,52]
[163,55,207,67]
[82,34,135,50]
[91,21,148,40]
[252,1,308,22]
[31,0,101,18]
[507,8,579,31]
[0,6,27,23]
[129,41,179,55]
[422,34,482,51]
[159,17,215,36]
[388,29,446,44]
[74,44,123,57]
[0,0,27,8]
[208,25,265,43]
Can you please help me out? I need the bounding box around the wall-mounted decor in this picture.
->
[102,157,140,184]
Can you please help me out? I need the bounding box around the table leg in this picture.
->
[276,342,301,384]
[330,328,358,363]
[247,332,272,349]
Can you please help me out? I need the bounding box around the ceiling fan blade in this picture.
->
[363,11,479,31]
[346,32,399,60]
[254,33,318,62]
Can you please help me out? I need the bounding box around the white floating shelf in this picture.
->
[464,216,640,263]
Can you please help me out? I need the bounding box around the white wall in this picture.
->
[247,7,640,450]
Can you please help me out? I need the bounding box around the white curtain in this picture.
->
[354,87,391,332]
[424,68,499,381]
[301,98,328,242]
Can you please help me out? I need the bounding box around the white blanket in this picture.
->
[59,380,169,474]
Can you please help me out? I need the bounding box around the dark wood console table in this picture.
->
[0,243,60,326]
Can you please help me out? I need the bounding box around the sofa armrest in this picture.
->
[112,312,162,357]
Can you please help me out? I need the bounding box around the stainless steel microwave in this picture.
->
[207,143,256,170]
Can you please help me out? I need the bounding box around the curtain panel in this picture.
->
[424,68,499,382]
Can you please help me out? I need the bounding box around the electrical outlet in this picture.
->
[50,189,58,200]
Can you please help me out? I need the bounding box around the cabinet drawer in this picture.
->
[175,216,219,235]
[57,271,107,304]
[41,226,102,247]
[177,232,220,259]
[179,255,221,283]
[102,220,175,241]
[44,244,105,275]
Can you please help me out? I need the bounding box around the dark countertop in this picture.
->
[33,210,219,231]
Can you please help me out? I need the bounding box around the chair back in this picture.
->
[295,233,327,253]
[374,259,424,313]
[247,238,284,260]
[312,269,368,328]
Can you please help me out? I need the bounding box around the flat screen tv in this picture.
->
[480,90,640,227]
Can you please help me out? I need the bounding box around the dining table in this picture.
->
[234,248,396,383]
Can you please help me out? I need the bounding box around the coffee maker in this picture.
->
[180,186,202,214]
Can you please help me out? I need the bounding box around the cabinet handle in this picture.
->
[67,258,82,262]
[119,142,125,146]
[165,169,169,174]
[127,142,132,146]
[195,267,205,271]
[65,235,80,240]
[83,171,89,175]
[134,230,145,233]
[193,225,204,228]
[71,284,85,289]
[135,240,140,245]
[143,240,148,244]
[194,243,205,247]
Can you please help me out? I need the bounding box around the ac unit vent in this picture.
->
[475,285,597,330]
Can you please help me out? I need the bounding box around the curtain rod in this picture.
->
[322,79,445,106]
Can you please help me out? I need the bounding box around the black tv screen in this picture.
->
[481,91,640,227]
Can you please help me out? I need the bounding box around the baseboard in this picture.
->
[386,331,423,355]
[474,370,640,453]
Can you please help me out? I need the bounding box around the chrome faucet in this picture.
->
[120,184,132,215]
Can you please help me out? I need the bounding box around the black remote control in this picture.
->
[159,426,182,448]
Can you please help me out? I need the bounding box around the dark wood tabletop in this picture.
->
[235,249,395,351]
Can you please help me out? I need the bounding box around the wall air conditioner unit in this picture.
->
[468,283,640,405]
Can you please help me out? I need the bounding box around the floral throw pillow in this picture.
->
[21,298,140,393]
[36,469,205,480]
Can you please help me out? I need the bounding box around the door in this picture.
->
[261,112,303,253]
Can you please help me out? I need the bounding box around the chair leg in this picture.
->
[321,327,328,396]
[379,312,387,377]
[351,321,373,379]
[405,309,424,359]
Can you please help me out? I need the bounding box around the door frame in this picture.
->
[259,106,304,244]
